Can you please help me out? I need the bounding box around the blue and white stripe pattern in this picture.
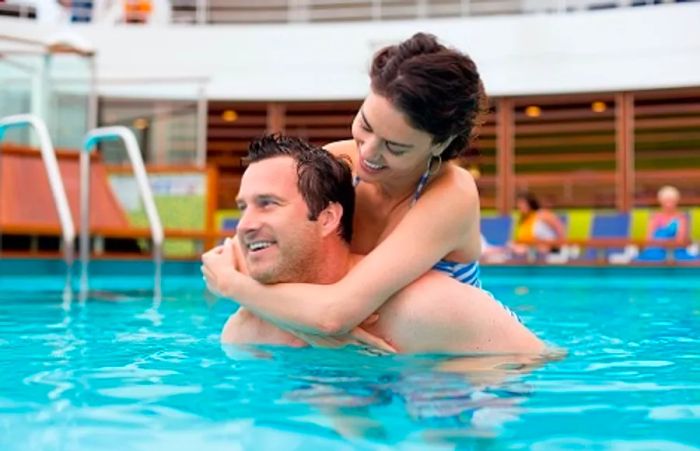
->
[432,259,522,322]
[432,259,482,287]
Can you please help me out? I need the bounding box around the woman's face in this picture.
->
[516,198,530,214]
[351,91,441,184]
[658,193,678,211]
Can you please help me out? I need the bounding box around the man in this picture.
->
[204,135,544,355]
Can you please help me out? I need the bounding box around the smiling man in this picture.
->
[203,134,544,355]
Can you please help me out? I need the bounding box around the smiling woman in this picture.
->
[202,32,493,340]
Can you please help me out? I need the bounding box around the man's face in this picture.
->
[236,156,323,284]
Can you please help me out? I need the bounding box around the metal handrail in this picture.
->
[0,114,76,265]
[169,0,670,24]
[81,126,164,298]
[1,0,675,24]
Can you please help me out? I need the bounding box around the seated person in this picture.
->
[647,185,688,244]
[203,135,544,355]
[639,185,690,260]
[510,192,566,257]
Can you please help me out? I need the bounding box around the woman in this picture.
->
[203,33,490,336]
[646,185,687,244]
[637,185,690,261]
[511,193,566,256]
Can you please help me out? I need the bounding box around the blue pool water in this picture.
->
[1,260,700,450]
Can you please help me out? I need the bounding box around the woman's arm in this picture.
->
[676,214,689,245]
[201,166,479,335]
[540,210,566,240]
[646,213,661,240]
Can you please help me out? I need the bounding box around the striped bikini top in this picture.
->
[353,166,483,288]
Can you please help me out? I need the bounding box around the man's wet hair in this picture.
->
[247,134,355,243]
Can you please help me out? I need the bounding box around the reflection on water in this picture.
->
[223,345,556,446]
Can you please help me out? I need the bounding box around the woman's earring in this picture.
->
[428,154,442,175]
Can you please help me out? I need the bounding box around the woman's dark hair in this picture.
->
[370,32,488,160]
[517,192,541,212]
[247,134,355,243]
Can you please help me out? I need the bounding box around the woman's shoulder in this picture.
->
[418,163,479,218]
[323,140,356,160]
[433,163,479,197]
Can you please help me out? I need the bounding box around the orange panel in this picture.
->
[0,146,129,231]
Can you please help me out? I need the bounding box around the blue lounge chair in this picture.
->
[221,218,239,232]
[635,212,699,263]
[582,212,630,261]
[480,215,512,247]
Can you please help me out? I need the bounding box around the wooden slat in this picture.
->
[285,127,352,138]
[208,128,270,139]
[635,103,700,117]
[635,196,700,207]
[636,168,700,181]
[206,141,251,152]
[635,149,700,160]
[515,120,614,134]
[208,156,245,168]
[478,168,700,184]
[515,134,613,147]
[633,88,700,101]
[635,116,700,129]
[515,109,615,122]
[514,152,614,165]
[635,130,700,142]
[208,116,269,127]
[513,93,615,108]
[512,130,700,148]
[284,115,354,126]
[515,171,615,184]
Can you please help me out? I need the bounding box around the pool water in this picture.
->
[1,261,700,450]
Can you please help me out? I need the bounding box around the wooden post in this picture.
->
[267,102,286,134]
[615,93,635,212]
[204,165,219,251]
[496,98,515,214]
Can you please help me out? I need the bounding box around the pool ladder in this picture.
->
[0,115,163,302]
[0,114,75,301]
[81,127,164,302]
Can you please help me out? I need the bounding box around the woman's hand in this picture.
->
[292,313,397,353]
[291,326,397,353]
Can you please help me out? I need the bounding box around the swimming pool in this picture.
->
[2,259,699,450]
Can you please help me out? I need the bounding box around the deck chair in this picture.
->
[635,212,699,263]
[480,215,512,247]
[582,212,631,262]
[221,217,239,232]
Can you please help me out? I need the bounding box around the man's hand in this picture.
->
[202,238,239,298]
